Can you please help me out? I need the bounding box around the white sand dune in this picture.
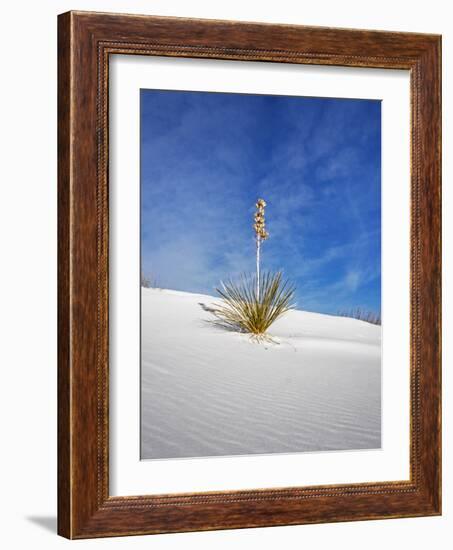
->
[141,288,381,460]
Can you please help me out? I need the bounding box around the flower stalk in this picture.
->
[253,198,269,301]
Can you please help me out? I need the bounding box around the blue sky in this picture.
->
[141,89,381,315]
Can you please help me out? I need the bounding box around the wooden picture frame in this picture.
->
[58,10,441,539]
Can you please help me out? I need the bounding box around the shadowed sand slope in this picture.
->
[141,288,381,459]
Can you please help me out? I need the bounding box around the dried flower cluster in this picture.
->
[253,198,269,241]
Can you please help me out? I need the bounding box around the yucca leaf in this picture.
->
[212,271,296,335]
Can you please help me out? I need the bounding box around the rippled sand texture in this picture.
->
[141,288,381,459]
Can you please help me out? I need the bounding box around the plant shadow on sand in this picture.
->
[198,302,244,333]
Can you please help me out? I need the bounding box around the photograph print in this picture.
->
[140,89,381,460]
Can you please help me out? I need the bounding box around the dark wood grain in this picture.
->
[57,11,71,538]
[57,10,442,539]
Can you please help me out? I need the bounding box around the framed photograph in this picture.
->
[58,11,441,539]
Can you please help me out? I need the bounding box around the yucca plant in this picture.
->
[213,271,295,337]
[338,308,381,326]
[212,199,296,339]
